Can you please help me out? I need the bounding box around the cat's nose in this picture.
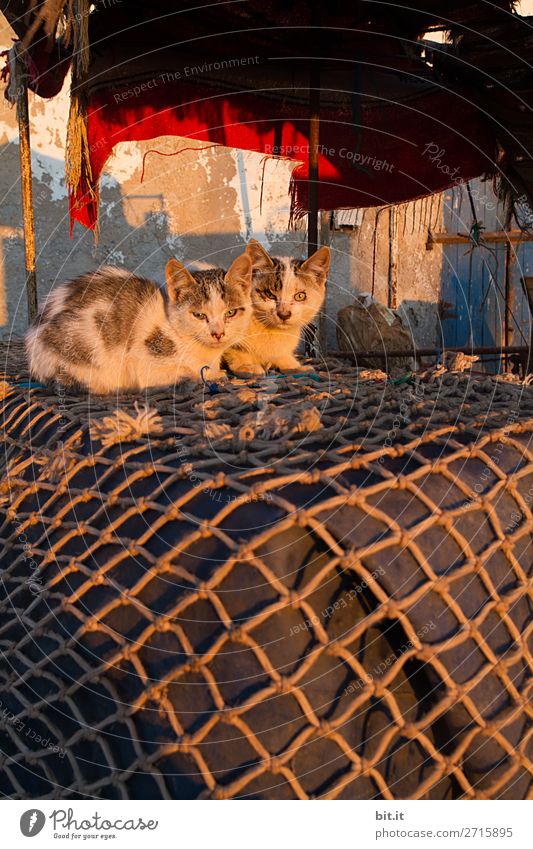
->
[277,309,292,322]
[211,330,225,341]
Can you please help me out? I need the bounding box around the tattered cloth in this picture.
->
[0,340,532,799]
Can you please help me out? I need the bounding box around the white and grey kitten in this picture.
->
[26,254,253,393]
[223,239,330,376]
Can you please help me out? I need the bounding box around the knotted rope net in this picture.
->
[0,340,532,800]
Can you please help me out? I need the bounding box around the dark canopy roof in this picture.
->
[2,1,532,232]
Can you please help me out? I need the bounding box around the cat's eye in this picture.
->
[263,290,277,300]
[193,311,206,320]
[294,292,307,301]
[225,309,237,318]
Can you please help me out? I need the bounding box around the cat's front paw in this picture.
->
[271,357,302,373]
[232,362,266,378]
[291,363,315,373]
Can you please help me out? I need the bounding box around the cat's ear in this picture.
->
[246,239,274,270]
[165,258,195,301]
[300,246,331,284]
[225,253,253,291]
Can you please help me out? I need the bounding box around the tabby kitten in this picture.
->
[26,254,253,393]
[223,239,330,376]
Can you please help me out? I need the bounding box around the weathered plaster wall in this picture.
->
[324,201,444,348]
[1,14,445,348]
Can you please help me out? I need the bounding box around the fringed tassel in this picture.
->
[288,170,308,230]
[65,0,97,235]
[64,0,91,73]
[66,89,96,194]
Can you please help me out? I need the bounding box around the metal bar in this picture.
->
[304,57,321,357]
[330,345,529,360]
[15,47,38,322]
[521,276,533,375]
[427,229,533,247]
[307,73,320,257]
[387,206,398,309]
[504,240,515,371]
[530,305,533,376]
[317,210,330,352]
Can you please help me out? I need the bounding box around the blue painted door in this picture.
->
[439,181,531,371]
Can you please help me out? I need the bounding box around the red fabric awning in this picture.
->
[1,1,520,232]
[72,74,495,231]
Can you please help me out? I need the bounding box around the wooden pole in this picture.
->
[15,47,38,323]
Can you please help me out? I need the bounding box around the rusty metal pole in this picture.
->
[308,72,320,259]
[388,206,398,309]
[304,61,321,357]
[15,47,38,323]
[503,239,514,372]
[521,276,533,376]
[318,210,330,351]
[303,0,322,358]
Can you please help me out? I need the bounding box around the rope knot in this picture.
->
[267,755,283,774]
[197,582,209,601]
[296,509,309,527]
[231,625,245,641]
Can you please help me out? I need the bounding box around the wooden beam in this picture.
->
[15,47,38,322]
[427,229,533,248]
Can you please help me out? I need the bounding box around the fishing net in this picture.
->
[0,340,532,800]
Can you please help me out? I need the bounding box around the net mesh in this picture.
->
[0,340,532,800]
